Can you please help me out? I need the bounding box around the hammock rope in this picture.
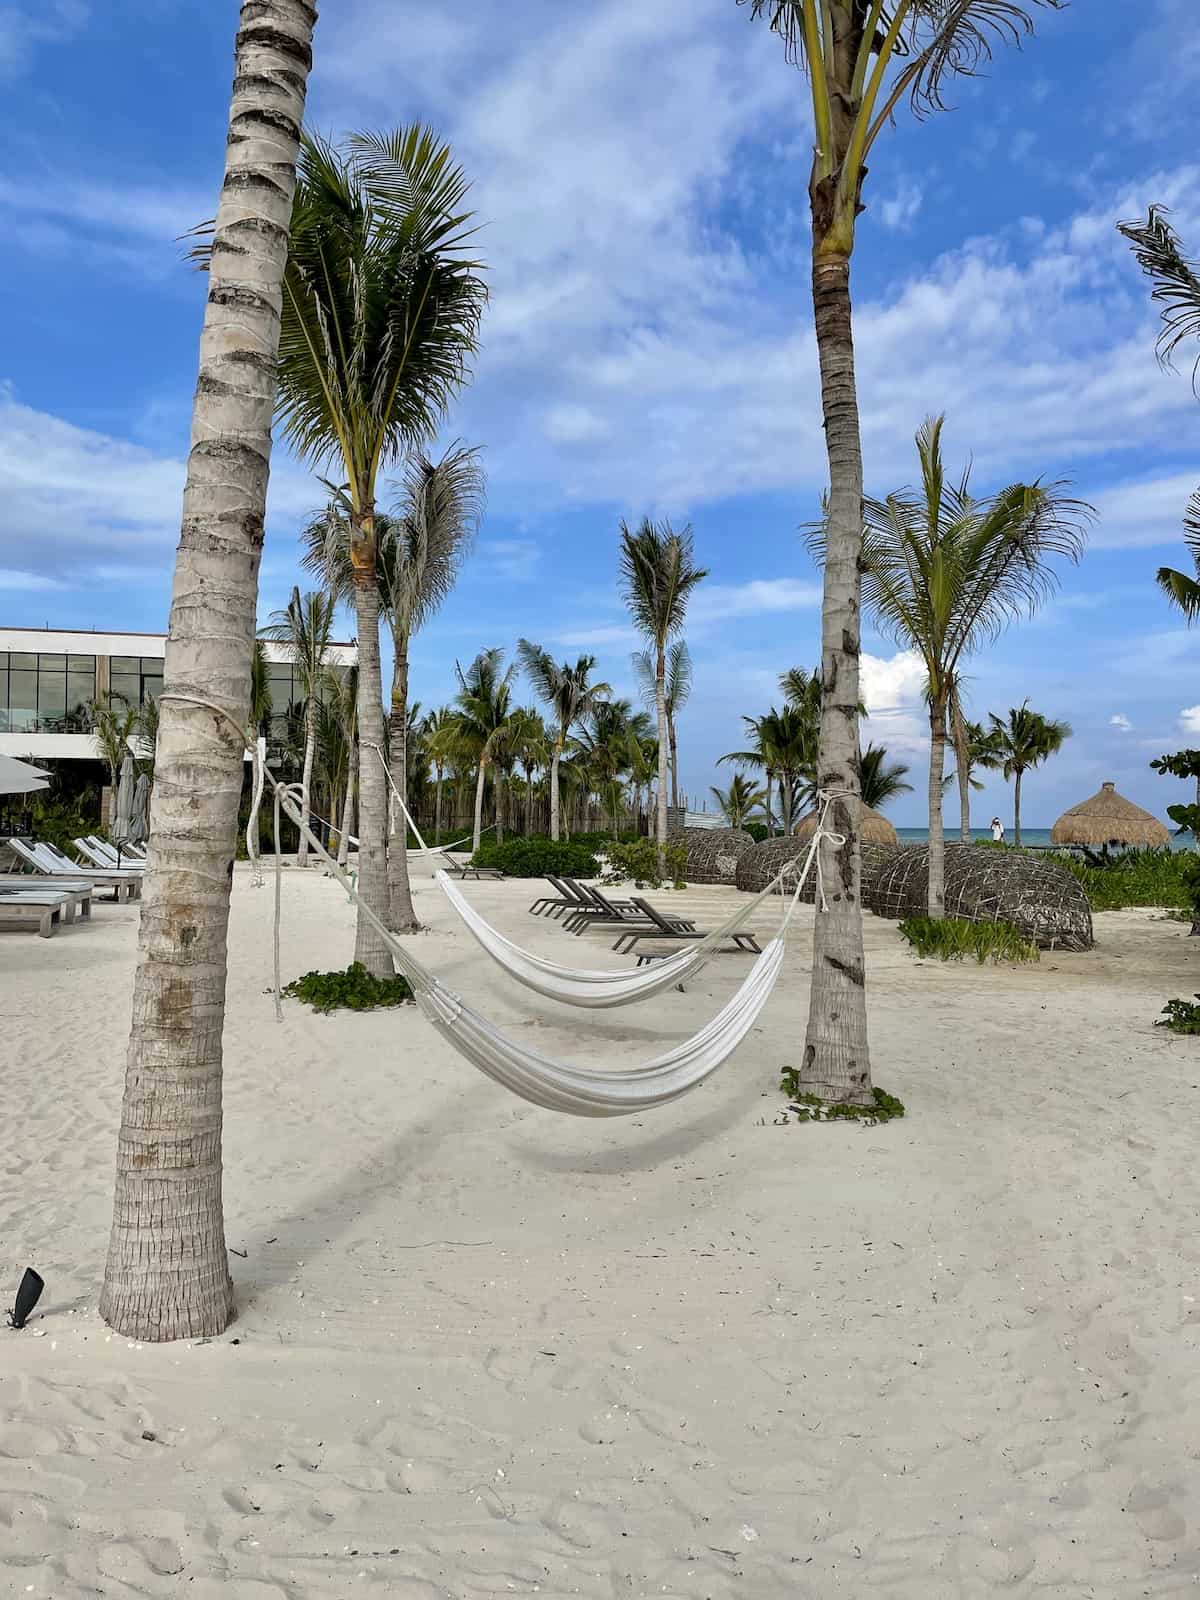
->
[363,741,480,857]
[164,694,848,1117]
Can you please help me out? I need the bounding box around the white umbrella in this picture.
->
[0,754,49,796]
[130,772,151,845]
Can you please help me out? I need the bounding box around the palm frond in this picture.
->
[618,517,709,649]
[1117,206,1200,380]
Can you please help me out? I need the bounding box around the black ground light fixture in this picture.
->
[8,1268,44,1329]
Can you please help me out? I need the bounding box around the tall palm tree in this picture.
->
[619,518,708,868]
[425,706,459,844]
[454,648,518,851]
[516,644,611,840]
[512,709,550,836]
[304,443,484,926]
[743,0,1062,1105]
[818,415,1088,917]
[987,701,1071,847]
[1118,208,1200,615]
[90,699,139,795]
[859,744,912,811]
[710,773,767,829]
[719,713,779,836]
[277,126,485,974]
[633,639,692,810]
[100,1,315,1342]
[259,586,336,867]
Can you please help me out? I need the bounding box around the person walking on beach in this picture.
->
[991,816,1005,843]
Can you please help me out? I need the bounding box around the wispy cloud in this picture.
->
[1111,713,1133,732]
[0,0,87,81]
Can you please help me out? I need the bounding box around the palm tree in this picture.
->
[634,639,692,809]
[859,744,912,812]
[425,706,459,844]
[259,586,336,867]
[516,644,611,840]
[304,443,484,927]
[744,0,1062,1105]
[100,2,315,1342]
[454,648,518,851]
[90,698,139,797]
[719,713,779,836]
[710,773,767,829]
[618,517,708,868]
[987,701,1071,847]
[820,415,1088,917]
[276,126,485,974]
[946,693,1003,841]
[511,709,550,835]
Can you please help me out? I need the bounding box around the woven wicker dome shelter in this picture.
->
[669,826,756,886]
[795,804,899,848]
[1050,781,1170,850]
[868,843,1093,950]
[735,832,897,904]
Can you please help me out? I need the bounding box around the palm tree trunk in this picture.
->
[949,692,972,842]
[337,735,356,869]
[496,771,505,844]
[550,736,562,841]
[472,758,487,853]
[765,771,774,836]
[927,697,947,919]
[99,0,314,1342]
[350,556,392,978]
[525,770,534,836]
[298,696,317,865]
[801,248,873,1107]
[655,648,669,874]
[1013,769,1023,849]
[434,767,444,844]
[669,716,680,811]
[386,639,418,932]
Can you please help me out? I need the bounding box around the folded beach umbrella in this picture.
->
[0,754,49,796]
[130,772,150,845]
[110,753,137,858]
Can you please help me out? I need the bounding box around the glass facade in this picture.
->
[108,654,164,713]
[0,651,97,733]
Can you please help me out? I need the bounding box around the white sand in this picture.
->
[3,863,1200,1597]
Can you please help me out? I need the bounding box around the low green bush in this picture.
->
[471,835,600,879]
[27,797,96,857]
[743,821,770,843]
[898,916,1039,963]
[601,837,688,889]
[281,963,414,1014]
[1156,995,1200,1034]
[1057,847,1195,911]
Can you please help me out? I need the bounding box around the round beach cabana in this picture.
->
[669,826,756,886]
[734,831,897,902]
[794,803,899,848]
[1050,782,1170,851]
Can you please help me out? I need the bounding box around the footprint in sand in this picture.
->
[0,1423,61,1458]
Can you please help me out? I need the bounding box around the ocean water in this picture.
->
[893,827,1194,853]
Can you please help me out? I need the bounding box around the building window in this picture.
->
[0,651,96,733]
[109,655,164,714]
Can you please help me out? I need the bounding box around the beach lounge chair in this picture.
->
[75,837,146,872]
[0,879,93,924]
[0,886,78,937]
[613,897,763,956]
[529,876,579,916]
[563,886,697,937]
[437,851,506,880]
[11,839,142,901]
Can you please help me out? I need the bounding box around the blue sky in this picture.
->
[1,0,1198,826]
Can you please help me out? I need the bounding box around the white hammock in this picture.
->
[436,860,808,1009]
[171,695,831,1118]
[365,741,477,858]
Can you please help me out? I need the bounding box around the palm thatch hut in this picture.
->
[868,843,1093,950]
[735,832,897,904]
[669,826,756,886]
[1050,781,1170,850]
[795,804,899,848]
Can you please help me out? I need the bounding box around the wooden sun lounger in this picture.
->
[10,839,142,901]
[0,887,78,937]
[438,852,506,880]
[615,897,762,957]
[564,885,696,937]
[0,880,92,924]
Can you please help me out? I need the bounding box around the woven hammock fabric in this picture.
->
[436,868,780,1009]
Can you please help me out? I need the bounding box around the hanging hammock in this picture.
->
[364,742,477,858]
[168,695,838,1118]
[435,844,818,1008]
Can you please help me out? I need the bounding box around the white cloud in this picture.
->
[1090,471,1199,550]
[879,180,924,231]
[0,568,65,592]
[688,578,822,625]
[0,0,87,80]
[480,537,540,581]
[1180,707,1200,735]
[1110,713,1133,732]
[860,650,929,755]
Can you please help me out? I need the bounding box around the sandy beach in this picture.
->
[4,861,1200,1597]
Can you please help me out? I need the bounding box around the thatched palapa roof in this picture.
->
[795,804,899,847]
[1050,782,1169,849]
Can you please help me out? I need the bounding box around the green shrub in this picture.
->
[1057,847,1195,912]
[27,797,96,857]
[778,1072,905,1124]
[471,835,600,879]
[281,963,414,1014]
[743,821,770,843]
[898,916,1039,963]
[1156,995,1200,1034]
[601,837,688,889]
